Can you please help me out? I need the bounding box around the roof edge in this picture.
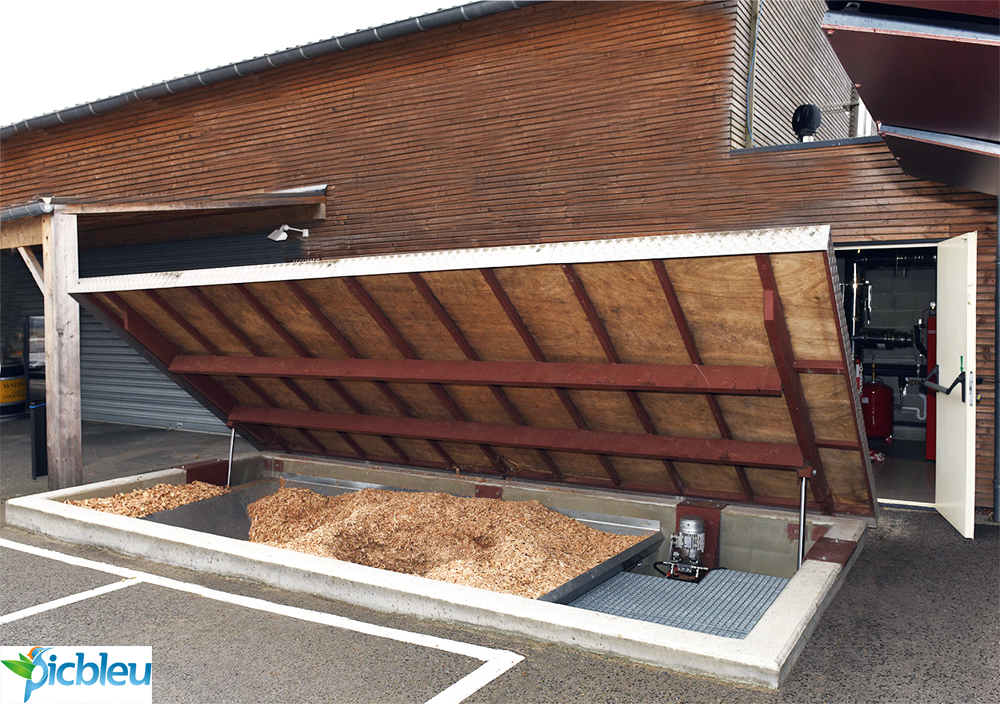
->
[1,1,542,142]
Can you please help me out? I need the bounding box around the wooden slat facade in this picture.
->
[2,0,996,507]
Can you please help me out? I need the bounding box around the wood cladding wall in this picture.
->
[1,1,996,507]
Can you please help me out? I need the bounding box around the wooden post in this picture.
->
[42,212,82,489]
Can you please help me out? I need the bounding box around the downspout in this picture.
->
[994,195,1000,520]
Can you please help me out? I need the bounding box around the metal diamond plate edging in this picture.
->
[71,226,832,293]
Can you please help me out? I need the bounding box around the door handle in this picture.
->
[925,365,966,404]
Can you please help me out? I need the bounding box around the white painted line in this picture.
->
[0,539,523,703]
[0,578,141,624]
[425,655,524,704]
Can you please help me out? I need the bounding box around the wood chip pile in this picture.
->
[248,487,644,598]
[66,482,229,518]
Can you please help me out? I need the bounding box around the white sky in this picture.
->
[0,0,460,126]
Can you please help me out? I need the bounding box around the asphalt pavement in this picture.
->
[1,417,997,703]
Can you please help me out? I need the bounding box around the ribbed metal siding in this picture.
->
[0,250,44,356]
[78,234,299,434]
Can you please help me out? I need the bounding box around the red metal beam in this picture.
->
[342,276,503,474]
[815,438,863,451]
[653,261,754,501]
[228,405,805,469]
[183,287,331,455]
[562,264,686,495]
[757,255,834,514]
[793,360,847,374]
[480,268,622,486]
[140,290,290,446]
[408,272,564,480]
[94,293,283,451]
[284,281,418,463]
[234,284,371,460]
[169,355,782,394]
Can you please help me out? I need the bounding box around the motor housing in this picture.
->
[661,515,709,582]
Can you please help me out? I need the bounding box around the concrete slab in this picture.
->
[6,471,869,689]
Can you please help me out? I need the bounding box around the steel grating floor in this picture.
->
[569,569,788,639]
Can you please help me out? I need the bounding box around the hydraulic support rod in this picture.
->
[227,426,236,487]
[797,467,812,569]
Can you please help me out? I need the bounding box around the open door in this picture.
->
[935,232,977,538]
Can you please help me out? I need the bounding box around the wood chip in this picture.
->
[66,482,229,518]
[248,487,644,598]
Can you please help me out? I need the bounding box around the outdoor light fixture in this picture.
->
[267,224,309,241]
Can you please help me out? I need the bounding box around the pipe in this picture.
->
[995,195,999,520]
[227,426,236,487]
[0,1,540,142]
[797,473,808,569]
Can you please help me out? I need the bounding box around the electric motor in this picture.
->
[657,515,710,582]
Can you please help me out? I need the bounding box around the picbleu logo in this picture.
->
[0,646,151,704]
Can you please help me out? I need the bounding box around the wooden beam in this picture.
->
[757,254,835,514]
[42,213,82,489]
[79,202,325,248]
[16,246,44,291]
[1,217,44,249]
[227,406,805,469]
[169,356,783,394]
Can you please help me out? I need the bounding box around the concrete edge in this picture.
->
[4,473,862,689]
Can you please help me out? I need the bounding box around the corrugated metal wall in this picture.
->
[731,0,854,148]
[76,234,300,433]
[0,249,44,359]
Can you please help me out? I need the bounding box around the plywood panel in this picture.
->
[565,390,647,434]
[245,281,350,360]
[573,260,691,365]
[115,290,202,355]
[637,392,721,439]
[298,278,404,360]
[492,266,607,363]
[745,467,800,500]
[820,448,871,506]
[362,274,468,361]
[421,269,535,363]
[612,457,679,490]
[156,288,247,356]
[675,462,744,495]
[770,252,843,361]
[664,255,775,366]
[197,285,297,357]
[800,374,859,443]
[547,451,616,481]
[715,396,797,443]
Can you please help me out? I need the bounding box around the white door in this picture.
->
[935,232,977,538]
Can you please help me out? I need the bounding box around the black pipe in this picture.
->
[994,195,999,520]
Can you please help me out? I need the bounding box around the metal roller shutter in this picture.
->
[78,234,300,434]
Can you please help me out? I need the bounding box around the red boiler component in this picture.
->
[861,381,894,440]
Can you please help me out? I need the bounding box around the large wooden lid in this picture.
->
[74,226,876,517]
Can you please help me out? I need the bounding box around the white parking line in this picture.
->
[0,538,523,704]
[0,578,141,625]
